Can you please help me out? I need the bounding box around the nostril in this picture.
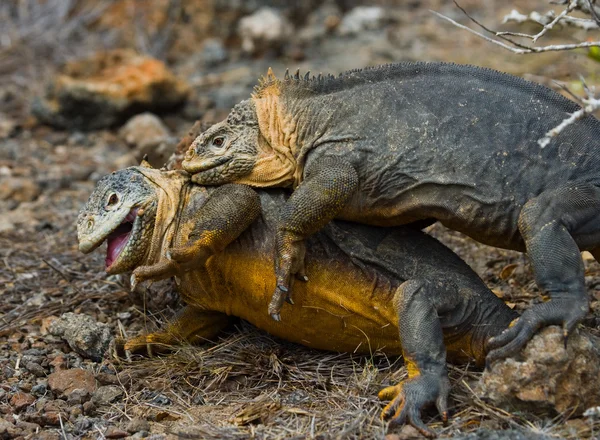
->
[87,219,94,230]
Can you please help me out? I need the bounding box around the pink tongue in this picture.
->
[105,232,131,269]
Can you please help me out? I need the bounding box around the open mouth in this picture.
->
[105,208,137,270]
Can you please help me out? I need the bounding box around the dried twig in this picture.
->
[431,4,600,54]
[503,9,599,31]
[538,92,600,147]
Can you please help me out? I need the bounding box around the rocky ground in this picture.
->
[1,0,600,439]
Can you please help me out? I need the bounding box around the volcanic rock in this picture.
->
[48,313,112,361]
[32,49,189,131]
[478,326,600,416]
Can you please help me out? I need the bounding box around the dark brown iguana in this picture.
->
[181,61,600,365]
[77,165,517,437]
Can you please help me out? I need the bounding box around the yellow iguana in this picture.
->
[77,164,517,437]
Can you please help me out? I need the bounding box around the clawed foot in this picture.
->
[378,373,450,438]
[120,332,179,357]
[167,243,210,270]
[130,271,151,292]
[485,298,588,369]
[270,239,308,321]
[129,260,181,292]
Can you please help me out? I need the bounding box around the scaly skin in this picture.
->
[182,62,600,363]
[78,166,517,437]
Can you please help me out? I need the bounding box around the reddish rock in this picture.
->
[10,392,35,412]
[49,355,66,371]
[48,368,97,399]
[40,400,69,427]
[105,427,130,439]
[32,49,189,131]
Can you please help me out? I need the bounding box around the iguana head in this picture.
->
[182,99,260,185]
[77,164,186,274]
[77,167,158,274]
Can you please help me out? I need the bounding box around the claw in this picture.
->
[268,288,286,321]
[441,411,449,425]
[285,296,294,305]
[277,284,289,293]
[297,275,309,282]
[130,273,138,291]
[166,250,172,260]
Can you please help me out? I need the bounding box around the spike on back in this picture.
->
[140,155,154,169]
[252,67,282,99]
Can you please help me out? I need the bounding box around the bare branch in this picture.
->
[450,1,534,50]
[588,0,600,25]
[538,95,600,147]
[503,9,599,31]
[431,9,600,53]
[531,0,577,42]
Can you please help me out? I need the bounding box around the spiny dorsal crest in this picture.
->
[226,100,258,126]
[252,66,339,98]
[252,67,281,99]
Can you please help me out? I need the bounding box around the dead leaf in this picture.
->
[499,263,518,280]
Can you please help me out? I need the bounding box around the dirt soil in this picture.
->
[1,1,600,439]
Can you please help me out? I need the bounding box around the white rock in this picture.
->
[238,7,292,54]
[338,6,385,36]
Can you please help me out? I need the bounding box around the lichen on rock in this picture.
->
[478,326,600,416]
[32,49,189,131]
[48,313,113,362]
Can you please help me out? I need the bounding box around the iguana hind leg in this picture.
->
[379,279,458,438]
[269,157,358,320]
[123,306,232,356]
[487,183,600,365]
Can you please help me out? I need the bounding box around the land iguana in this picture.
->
[77,164,517,437]
[180,61,600,364]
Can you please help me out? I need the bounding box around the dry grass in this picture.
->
[104,321,600,439]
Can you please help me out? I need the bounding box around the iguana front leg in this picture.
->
[131,185,261,289]
[169,184,261,267]
[123,306,232,356]
[130,259,181,290]
[269,157,359,320]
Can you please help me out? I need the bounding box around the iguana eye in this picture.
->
[106,193,119,209]
[212,136,225,147]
